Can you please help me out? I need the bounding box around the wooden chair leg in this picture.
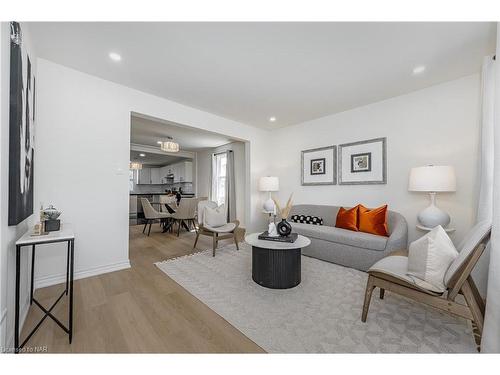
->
[212,233,217,257]
[193,232,200,249]
[143,221,148,234]
[467,276,485,316]
[234,232,239,250]
[380,288,385,299]
[361,275,376,322]
[148,221,152,236]
[461,280,484,348]
[177,220,181,237]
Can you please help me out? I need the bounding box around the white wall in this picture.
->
[196,141,247,226]
[0,22,37,351]
[270,74,485,290]
[32,59,269,290]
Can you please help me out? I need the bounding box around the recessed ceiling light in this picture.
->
[269,117,276,122]
[412,65,426,75]
[109,52,122,62]
[139,153,146,157]
[157,141,162,144]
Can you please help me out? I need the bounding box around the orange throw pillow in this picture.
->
[335,206,359,232]
[358,204,389,237]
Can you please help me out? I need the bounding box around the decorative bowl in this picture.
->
[42,205,61,220]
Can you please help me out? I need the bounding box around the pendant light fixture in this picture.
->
[160,136,180,153]
[129,161,143,170]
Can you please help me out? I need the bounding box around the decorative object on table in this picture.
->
[267,222,278,236]
[338,137,387,185]
[41,204,62,232]
[408,165,456,228]
[301,146,336,185]
[257,231,298,243]
[8,22,36,226]
[273,194,294,237]
[259,176,279,213]
[290,214,324,226]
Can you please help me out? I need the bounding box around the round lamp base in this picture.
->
[417,204,450,228]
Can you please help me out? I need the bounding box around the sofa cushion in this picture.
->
[358,204,389,237]
[335,206,359,231]
[290,214,324,225]
[291,222,388,251]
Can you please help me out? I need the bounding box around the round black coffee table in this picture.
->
[245,233,311,289]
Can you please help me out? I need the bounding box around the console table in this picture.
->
[245,233,311,289]
[14,225,75,353]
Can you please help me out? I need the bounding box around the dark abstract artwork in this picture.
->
[9,22,35,225]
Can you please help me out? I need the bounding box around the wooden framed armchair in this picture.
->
[193,200,240,256]
[361,221,491,350]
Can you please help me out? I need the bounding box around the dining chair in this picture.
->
[171,197,198,236]
[141,198,173,236]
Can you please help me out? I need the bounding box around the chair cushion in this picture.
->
[407,226,458,293]
[203,204,227,228]
[206,222,236,233]
[369,255,443,295]
[197,200,218,225]
[291,222,388,251]
[335,206,359,232]
[358,204,389,237]
[444,220,491,286]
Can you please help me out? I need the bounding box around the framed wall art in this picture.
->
[9,22,36,225]
[338,137,386,185]
[301,146,336,186]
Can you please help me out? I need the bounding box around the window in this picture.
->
[212,152,227,206]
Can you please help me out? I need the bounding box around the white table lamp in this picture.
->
[259,176,279,213]
[408,165,456,228]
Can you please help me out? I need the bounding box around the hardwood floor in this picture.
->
[20,223,264,353]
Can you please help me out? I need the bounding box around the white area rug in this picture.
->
[155,243,476,353]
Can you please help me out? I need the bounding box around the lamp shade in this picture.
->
[408,165,456,192]
[259,176,279,192]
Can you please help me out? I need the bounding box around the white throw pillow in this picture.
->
[203,204,227,228]
[406,226,458,293]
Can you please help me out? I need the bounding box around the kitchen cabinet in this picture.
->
[137,167,151,185]
[172,161,193,183]
[137,167,162,184]
[150,168,161,184]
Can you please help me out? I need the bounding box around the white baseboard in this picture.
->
[4,296,30,353]
[35,260,131,289]
[0,308,7,351]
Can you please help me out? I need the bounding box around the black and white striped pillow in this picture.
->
[290,214,324,225]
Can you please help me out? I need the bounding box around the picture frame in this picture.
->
[8,22,35,225]
[338,138,386,185]
[301,146,336,185]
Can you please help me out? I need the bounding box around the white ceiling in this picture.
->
[130,114,234,151]
[28,22,496,129]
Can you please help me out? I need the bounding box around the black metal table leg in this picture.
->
[30,244,35,304]
[66,241,70,295]
[69,239,74,343]
[15,245,21,353]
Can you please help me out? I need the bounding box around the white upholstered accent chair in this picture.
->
[141,198,173,236]
[193,200,240,256]
[361,221,491,350]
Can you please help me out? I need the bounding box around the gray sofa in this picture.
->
[288,204,408,271]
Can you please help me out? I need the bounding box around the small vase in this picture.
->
[277,218,292,237]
